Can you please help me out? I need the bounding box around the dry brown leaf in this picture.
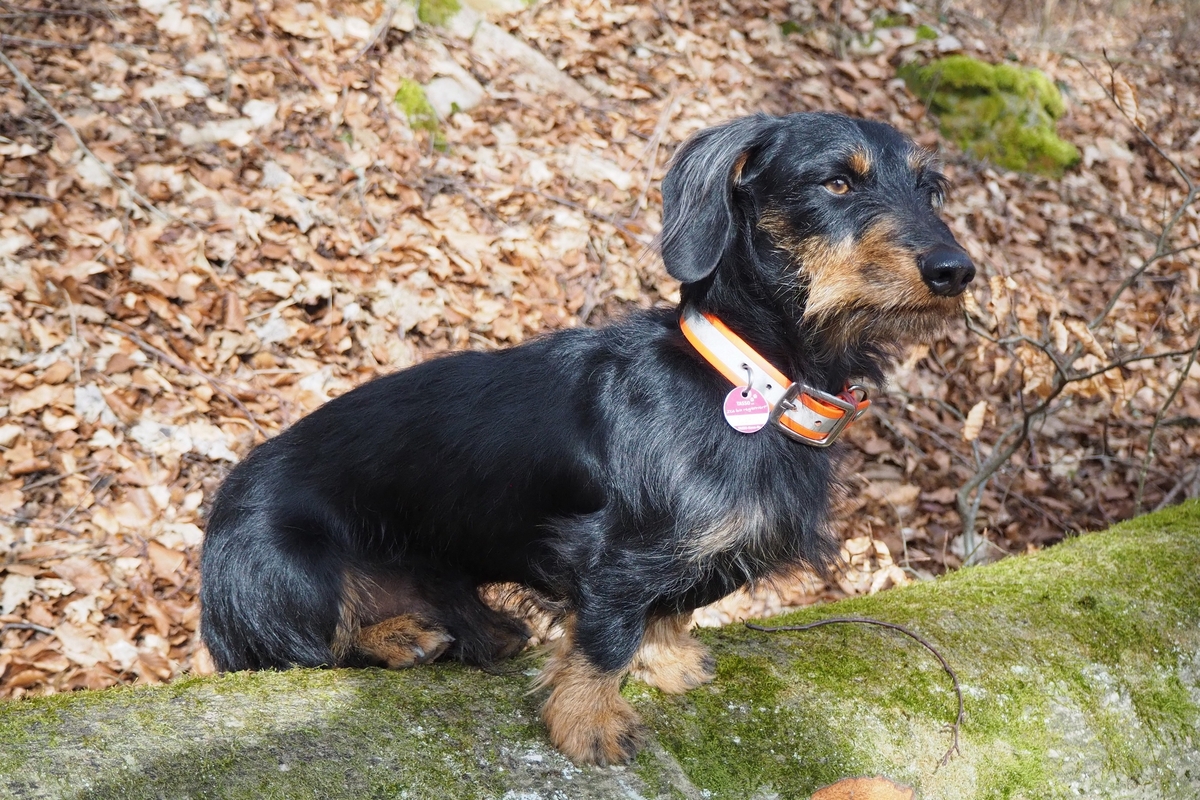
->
[1065,319,1108,360]
[146,542,186,580]
[810,776,915,800]
[1111,73,1147,129]
[963,400,988,442]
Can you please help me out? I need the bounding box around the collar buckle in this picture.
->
[770,384,870,447]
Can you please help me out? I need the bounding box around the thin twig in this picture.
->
[1070,57,1198,330]
[0,34,87,49]
[0,4,133,18]
[1069,344,1200,382]
[109,323,269,439]
[0,188,58,203]
[17,462,96,492]
[1135,331,1200,513]
[253,2,325,91]
[627,92,681,220]
[746,616,963,767]
[1155,464,1200,512]
[0,513,82,536]
[353,0,401,63]
[1,622,56,637]
[0,50,185,226]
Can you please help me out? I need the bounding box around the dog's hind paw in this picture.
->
[630,641,715,694]
[355,615,454,669]
[629,615,716,694]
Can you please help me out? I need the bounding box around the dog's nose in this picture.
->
[918,246,976,297]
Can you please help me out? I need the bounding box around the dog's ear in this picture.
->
[660,114,780,283]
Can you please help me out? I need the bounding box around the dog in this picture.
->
[200,112,974,766]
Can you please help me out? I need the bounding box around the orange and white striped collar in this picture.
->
[679,306,870,447]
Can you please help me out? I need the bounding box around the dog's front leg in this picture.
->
[536,610,647,766]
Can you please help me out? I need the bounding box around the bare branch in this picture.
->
[1135,331,1200,513]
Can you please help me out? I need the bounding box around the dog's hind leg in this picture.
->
[343,567,529,668]
[628,613,715,694]
[351,615,455,668]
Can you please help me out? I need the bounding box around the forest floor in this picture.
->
[1,0,1198,698]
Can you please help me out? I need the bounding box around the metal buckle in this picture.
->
[769,383,858,447]
[845,384,870,419]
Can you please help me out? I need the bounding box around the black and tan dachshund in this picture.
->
[200,112,975,765]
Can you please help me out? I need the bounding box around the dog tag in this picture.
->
[723,386,770,433]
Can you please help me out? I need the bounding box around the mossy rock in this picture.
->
[900,55,1081,176]
[2,502,1199,799]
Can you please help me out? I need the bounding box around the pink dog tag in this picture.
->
[723,386,770,433]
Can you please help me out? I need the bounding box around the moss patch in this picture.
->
[642,500,1200,798]
[899,55,1080,176]
[394,78,438,134]
[416,0,461,26]
[393,77,446,150]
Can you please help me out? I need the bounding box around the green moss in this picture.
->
[640,501,1200,797]
[899,55,1081,176]
[416,0,461,26]
[873,13,910,29]
[915,23,938,40]
[1,667,550,800]
[393,78,447,150]
[394,78,438,134]
[639,652,871,797]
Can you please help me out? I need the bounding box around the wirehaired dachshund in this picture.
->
[200,112,975,765]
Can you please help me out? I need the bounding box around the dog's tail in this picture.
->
[199,484,346,671]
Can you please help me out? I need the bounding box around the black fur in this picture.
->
[200,112,973,679]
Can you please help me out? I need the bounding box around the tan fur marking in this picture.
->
[731,151,751,184]
[799,222,928,319]
[354,614,453,669]
[536,618,646,765]
[686,506,766,562]
[629,614,715,694]
[907,147,938,173]
[848,147,871,177]
[332,570,371,661]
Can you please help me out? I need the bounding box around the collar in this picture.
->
[679,306,870,447]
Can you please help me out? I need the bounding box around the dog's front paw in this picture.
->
[629,617,716,694]
[355,615,454,669]
[543,683,646,766]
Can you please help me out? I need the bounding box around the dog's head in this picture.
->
[661,113,974,347]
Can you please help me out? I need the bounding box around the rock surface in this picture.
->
[2,501,1198,799]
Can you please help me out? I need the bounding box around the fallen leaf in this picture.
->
[811,776,915,800]
[147,541,186,579]
[963,400,988,443]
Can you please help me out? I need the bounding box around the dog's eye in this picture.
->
[823,178,851,195]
